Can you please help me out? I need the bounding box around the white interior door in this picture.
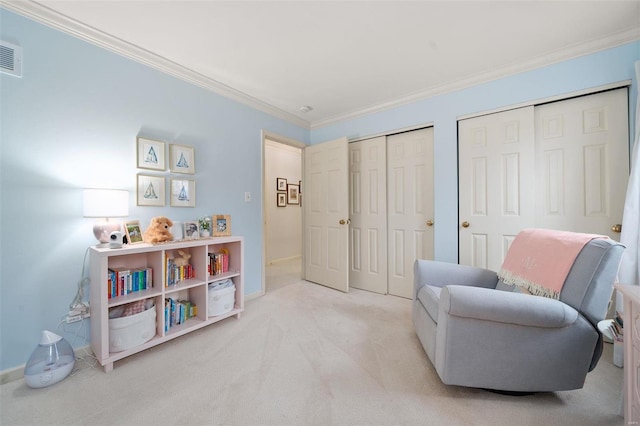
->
[534,88,629,239]
[303,137,350,292]
[458,106,536,272]
[349,137,388,294]
[387,128,435,298]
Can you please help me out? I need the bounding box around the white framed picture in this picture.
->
[137,174,165,206]
[170,179,195,207]
[169,144,195,174]
[183,221,199,240]
[137,137,165,171]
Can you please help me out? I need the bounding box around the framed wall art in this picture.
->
[287,184,300,205]
[277,177,287,191]
[170,178,195,207]
[169,144,195,174]
[137,174,165,206]
[137,137,165,171]
[124,220,143,244]
[277,192,286,207]
[212,214,231,237]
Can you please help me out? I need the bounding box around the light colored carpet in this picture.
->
[0,259,624,425]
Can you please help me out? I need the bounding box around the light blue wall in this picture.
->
[311,42,640,264]
[0,9,308,371]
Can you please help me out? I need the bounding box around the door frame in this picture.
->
[260,130,307,297]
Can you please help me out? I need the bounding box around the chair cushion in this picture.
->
[417,284,442,323]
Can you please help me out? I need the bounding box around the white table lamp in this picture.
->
[83,188,129,247]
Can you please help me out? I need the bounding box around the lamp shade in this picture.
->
[83,189,129,218]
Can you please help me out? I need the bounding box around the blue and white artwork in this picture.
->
[170,144,195,174]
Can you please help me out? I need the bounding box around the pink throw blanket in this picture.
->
[498,229,609,299]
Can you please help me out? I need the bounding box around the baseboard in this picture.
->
[0,344,92,385]
[0,365,24,385]
[267,255,301,265]
[245,290,264,302]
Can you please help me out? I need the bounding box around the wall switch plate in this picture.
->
[244,192,251,202]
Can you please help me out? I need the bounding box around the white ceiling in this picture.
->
[5,1,640,128]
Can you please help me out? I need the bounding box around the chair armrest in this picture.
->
[440,285,578,328]
[414,260,498,299]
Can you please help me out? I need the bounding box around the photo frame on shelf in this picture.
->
[124,220,143,244]
[137,174,165,206]
[277,192,286,207]
[170,178,196,207]
[137,137,165,171]
[169,144,195,174]
[212,214,231,237]
[276,177,287,191]
[287,184,300,205]
[183,221,199,240]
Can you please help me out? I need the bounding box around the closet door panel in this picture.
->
[535,88,629,238]
[387,128,434,298]
[459,106,535,272]
[349,137,387,294]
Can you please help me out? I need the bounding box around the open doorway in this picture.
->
[262,132,305,294]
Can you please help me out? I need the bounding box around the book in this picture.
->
[107,266,152,299]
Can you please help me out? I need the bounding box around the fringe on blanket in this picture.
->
[498,268,560,300]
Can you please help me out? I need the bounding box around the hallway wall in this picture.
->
[265,140,302,263]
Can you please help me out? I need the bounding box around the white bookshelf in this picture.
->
[89,236,244,372]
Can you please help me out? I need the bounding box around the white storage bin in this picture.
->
[109,306,156,352]
[208,282,235,317]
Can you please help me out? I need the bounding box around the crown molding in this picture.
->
[0,0,312,129]
[3,1,638,132]
[311,27,640,130]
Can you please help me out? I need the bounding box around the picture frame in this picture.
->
[183,221,199,240]
[170,178,196,207]
[277,192,287,207]
[276,177,287,191]
[287,184,300,205]
[137,174,166,206]
[137,137,165,171]
[124,220,143,244]
[169,144,195,174]
[212,214,231,237]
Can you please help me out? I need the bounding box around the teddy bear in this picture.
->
[142,216,174,243]
[173,250,191,267]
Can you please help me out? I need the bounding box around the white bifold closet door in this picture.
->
[459,88,629,272]
[350,128,434,298]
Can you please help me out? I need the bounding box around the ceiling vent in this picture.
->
[1,40,22,78]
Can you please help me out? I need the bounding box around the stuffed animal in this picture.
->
[143,216,174,243]
[173,250,191,267]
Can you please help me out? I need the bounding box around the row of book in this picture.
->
[208,251,229,276]
[164,298,197,331]
[609,311,624,342]
[107,267,152,299]
[166,259,195,287]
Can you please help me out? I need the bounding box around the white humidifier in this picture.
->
[24,330,75,388]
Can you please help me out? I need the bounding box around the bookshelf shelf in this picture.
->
[90,236,244,372]
[106,288,162,308]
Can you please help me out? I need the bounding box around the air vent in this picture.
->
[0,40,22,78]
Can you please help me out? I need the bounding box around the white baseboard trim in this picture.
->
[0,344,92,385]
[267,255,301,265]
[0,365,24,385]
[245,290,264,301]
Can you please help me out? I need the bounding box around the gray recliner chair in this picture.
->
[413,237,624,392]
